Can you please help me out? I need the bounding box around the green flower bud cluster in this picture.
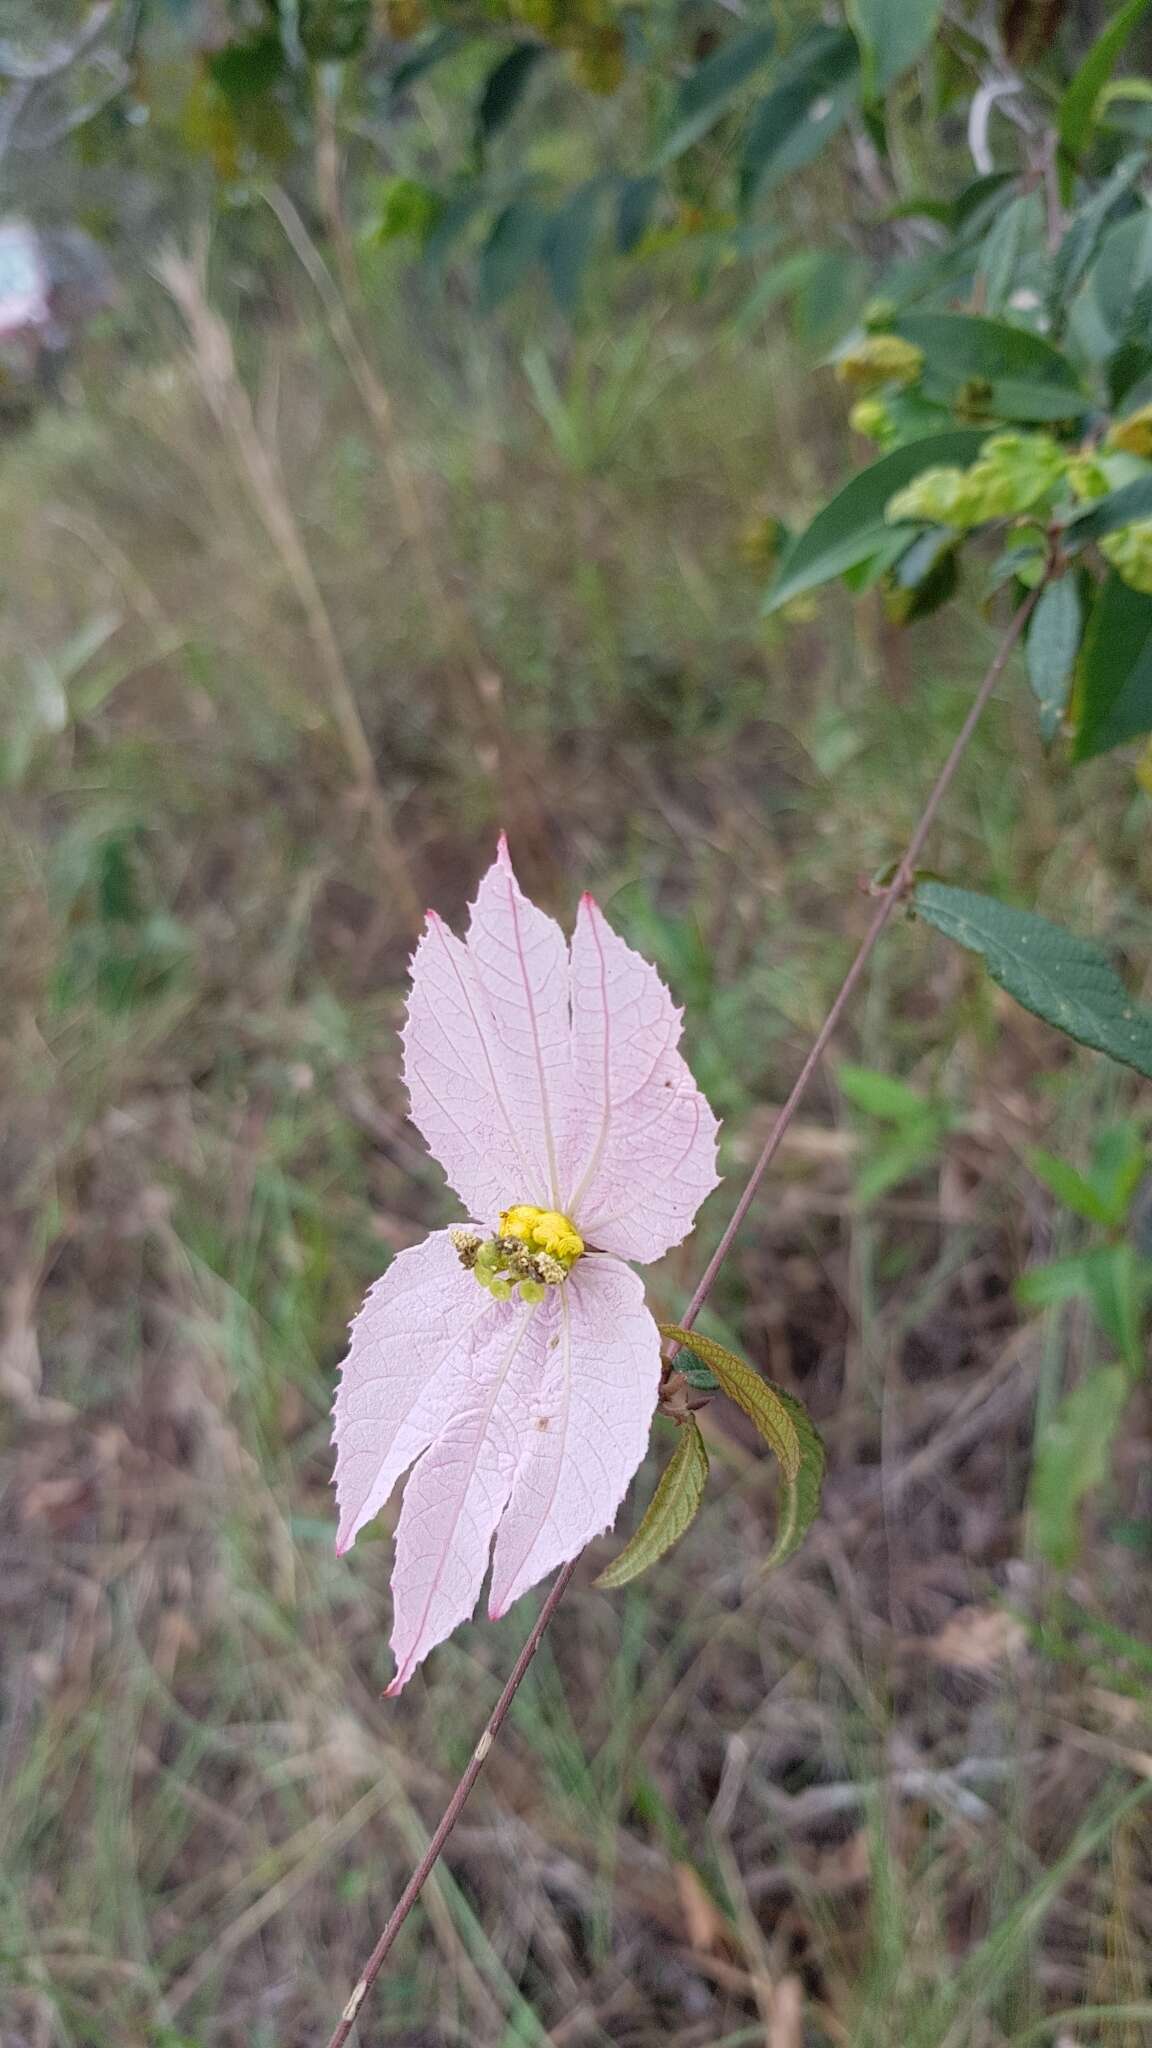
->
[835,334,925,394]
[449,1227,561,1303]
[886,433,1068,531]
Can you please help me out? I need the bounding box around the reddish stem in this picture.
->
[322,587,1040,2047]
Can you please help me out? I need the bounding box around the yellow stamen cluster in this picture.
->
[450,1207,584,1305]
[499,1206,585,1266]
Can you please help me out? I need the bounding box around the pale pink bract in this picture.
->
[331,837,720,1692]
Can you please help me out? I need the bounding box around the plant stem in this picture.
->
[321,584,1041,2047]
[324,1559,578,2048]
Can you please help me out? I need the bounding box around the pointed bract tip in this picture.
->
[383,1674,405,1698]
[495,830,512,863]
[487,1596,508,1622]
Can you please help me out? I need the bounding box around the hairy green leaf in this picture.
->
[1074,570,1152,760]
[1026,576,1082,742]
[657,24,777,164]
[763,431,987,611]
[1030,1365,1129,1567]
[915,883,1152,1081]
[659,1326,825,1570]
[595,1419,710,1589]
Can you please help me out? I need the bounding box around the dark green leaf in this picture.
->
[594,1419,709,1589]
[659,1326,824,1570]
[1074,570,1152,760]
[848,0,942,92]
[914,883,1152,1082]
[477,43,546,142]
[1064,476,1152,544]
[1030,1365,1129,1567]
[763,430,988,612]
[208,33,284,103]
[1058,0,1152,171]
[478,199,544,311]
[1090,206,1152,340]
[1048,152,1146,325]
[741,28,860,203]
[1092,1125,1148,1225]
[893,312,1082,396]
[656,23,777,163]
[542,181,605,318]
[1026,576,1082,742]
[616,173,661,254]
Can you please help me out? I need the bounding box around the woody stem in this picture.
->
[321,585,1041,2047]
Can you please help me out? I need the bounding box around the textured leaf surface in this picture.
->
[660,1326,824,1569]
[915,883,1152,1080]
[594,1418,709,1589]
[763,432,987,611]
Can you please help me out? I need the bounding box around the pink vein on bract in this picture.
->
[331,836,721,1692]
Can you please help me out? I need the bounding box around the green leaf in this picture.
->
[1058,0,1152,173]
[976,192,1041,318]
[1020,1245,1152,1369]
[1090,207,1152,339]
[476,43,546,142]
[763,431,987,612]
[847,0,942,92]
[1048,152,1147,326]
[854,1129,942,1203]
[595,1419,710,1589]
[914,882,1152,1082]
[1030,1365,1129,1567]
[1064,475,1152,544]
[1026,1147,1116,1226]
[389,28,470,95]
[542,179,606,318]
[656,23,777,164]
[616,173,661,254]
[1074,570,1152,760]
[893,313,1083,416]
[1026,576,1082,742]
[208,32,285,102]
[659,1326,825,1570]
[478,198,544,311]
[741,28,860,203]
[837,1062,930,1122]
[1092,1124,1148,1225]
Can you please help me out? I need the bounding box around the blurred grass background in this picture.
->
[4,193,1152,2048]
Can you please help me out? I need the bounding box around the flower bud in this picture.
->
[835,334,925,393]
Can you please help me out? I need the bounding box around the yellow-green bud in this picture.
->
[887,433,1068,530]
[849,397,892,442]
[835,334,925,393]
[519,1279,547,1304]
[1106,404,1152,459]
[1102,520,1152,594]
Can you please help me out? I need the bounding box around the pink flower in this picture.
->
[332,838,720,1692]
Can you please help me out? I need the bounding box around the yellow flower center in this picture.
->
[499,1206,585,1269]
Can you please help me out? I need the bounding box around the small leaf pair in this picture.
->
[595,1326,825,1589]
